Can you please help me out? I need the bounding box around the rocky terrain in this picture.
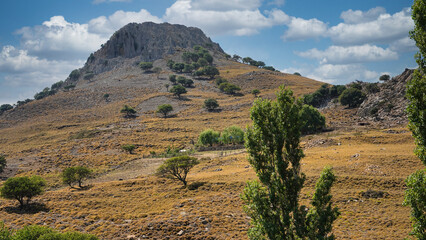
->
[357,68,414,125]
[0,22,421,239]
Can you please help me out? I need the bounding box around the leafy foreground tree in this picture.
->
[157,104,173,118]
[0,223,98,240]
[62,166,92,188]
[403,1,426,239]
[156,156,199,187]
[0,176,46,208]
[0,155,6,174]
[241,86,339,239]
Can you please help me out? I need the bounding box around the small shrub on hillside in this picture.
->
[294,72,301,76]
[379,74,390,81]
[365,82,380,94]
[62,166,92,188]
[169,75,177,85]
[139,62,153,72]
[219,82,241,95]
[51,80,64,90]
[121,144,136,154]
[0,176,46,208]
[156,155,199,187]
[329,85,346,98]
[198,129,220,146]
[300,105,326,134]
[251,89,260,97]
[215,77,228,86]
[120,105,137,118]
[34,88,56,100]
[157,104,173,118]
[219,126,244,145]
[0,104,13,114]
[172,63,185,73]
[16,99,32,107]
[0,155,6,174]
[169,85,187,99]
[339,88,366,108]
[204,98,219,111]
[69,69,80,80]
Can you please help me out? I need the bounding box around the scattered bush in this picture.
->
[294,72,301,76]
[120,105,137,118]
[0,176,46,208]
[156,155,199,187]
[365,82,380,93]
[51,81,64,90]
[139,62,153,72]
[121,144,136,154]
[172,63,185,73]
[204,98,219,111]
[0,104,13,114]
[215,77,228,86]
[219,82,241,95]
[251,89,260,97]
[300,105,326,134]
[62,166,92,188]
[219,126,244,145]
[0,155,6,174]
[157,104,173,118]
[34,88,56,100]
[16,99,32,107]
[198,129,220,146]
[169,75,177,85]
[379,74,390,81]
[169,85,187,99]
[69,69,80,80]
[339,88,366,108]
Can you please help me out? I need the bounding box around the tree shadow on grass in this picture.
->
[187,181,207,190]
[5,202,49,214]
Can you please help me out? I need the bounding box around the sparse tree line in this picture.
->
[231,54,277,71]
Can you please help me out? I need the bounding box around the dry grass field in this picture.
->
[0,60,422,239]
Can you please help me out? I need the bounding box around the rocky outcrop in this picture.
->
[68,22,224,79]
[357,68,414,124]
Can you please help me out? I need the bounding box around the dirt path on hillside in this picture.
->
[88,149,246,184]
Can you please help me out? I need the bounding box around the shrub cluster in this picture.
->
[303,84,346,108]
[0,104,13,115]
[214,78,241,95]
[0,224,98,240]
[198,126,245,147]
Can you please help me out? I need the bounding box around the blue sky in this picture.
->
[0,0,417,105]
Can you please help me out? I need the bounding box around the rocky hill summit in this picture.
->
[67,22,224,85]
[357,68,414,124]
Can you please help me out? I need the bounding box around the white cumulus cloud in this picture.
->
[340,7,386,24]
[163,0,290,36]
[307,64,379,84]
[281,17,328,41]
[328,8,413,45]
[297,44,398,64]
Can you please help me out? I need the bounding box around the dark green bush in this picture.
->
[219,82,241,94]
[198,129,220,146]
[300,105,326,134]
[339,88,366,108]
[62,166,92,188]
[0,155,6,174]
[219,126,245,145]
[204,98,219,111]
[0,176,46,207]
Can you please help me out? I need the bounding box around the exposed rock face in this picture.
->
[357,68,414,124]
[74,22,224,78]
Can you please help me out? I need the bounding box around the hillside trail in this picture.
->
[88,148,246,184]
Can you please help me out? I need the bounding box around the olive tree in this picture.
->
[169,85,187,99]
[241,86,339,239]
[139,62,153,72]
[339,88,366,108]
[204,98,219,111]
[121,144,136,154]
[157,104,173,118]
[120,105,137,118]
[62,166,92,188]
[403,1,426,239]
[156,156,199,187]
[0,176,46,208]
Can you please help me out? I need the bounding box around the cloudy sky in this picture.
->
[0,0,417,105]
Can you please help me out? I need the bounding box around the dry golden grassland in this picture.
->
[0,61,421,239]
